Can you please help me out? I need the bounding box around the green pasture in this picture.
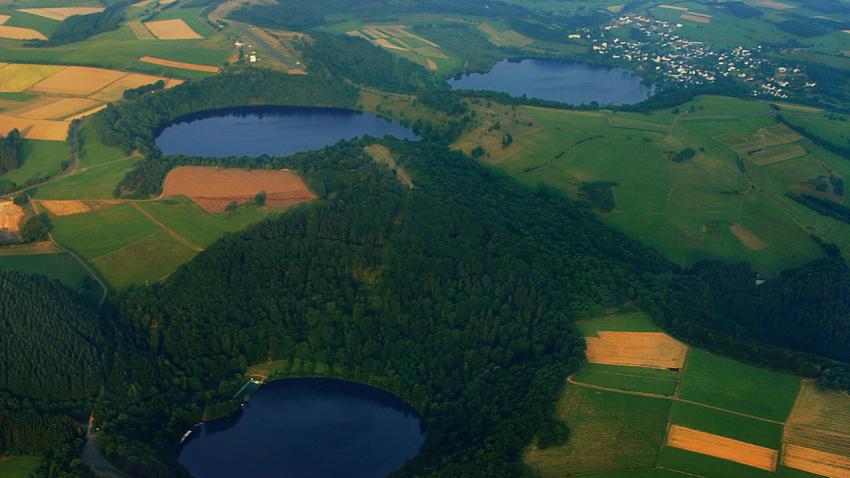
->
[0,456,41,478]
[658,447,775,478]
[573,364,679,396]
[667,401,783,448]
[138,196,272,247]
[523,384,671,476]
[0,139,67,189]
[78,123,126,168]
[50,202,158,259]
[481,96,850,275]
[576,311,661,335]
[33,157,137,199]
[678,348,800,422]
[0,251,90,290]
[0,92,37,101]
[90,229,197,288]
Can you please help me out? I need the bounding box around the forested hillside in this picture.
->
[0,129,22,175]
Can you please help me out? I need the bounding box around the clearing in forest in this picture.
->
[17,7,103,21]
[143,19,202,40]
[0,201,25,233]
[138,56,220,73]
[364,144,414,188]
[782,380,850,476]
[162,166,316,212]
[585,331,688,370]
[666,425,778,471]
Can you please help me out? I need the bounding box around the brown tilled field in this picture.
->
[667,425,778,471]
[162,166,316,212]
[139,56,220,73]
[0,201,25,233]
[18,7,103,21]
[30,67,126,96]
[782,444,850,478]
[143,19,202,40]
[585,331,687,369]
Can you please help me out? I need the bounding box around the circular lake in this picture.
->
[155,106,419,158]
[178,378,425,478]
[447,59,656,106]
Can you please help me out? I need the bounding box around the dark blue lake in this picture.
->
[178,378,425,478]
[448,59,656,106]
[155,106,419,158]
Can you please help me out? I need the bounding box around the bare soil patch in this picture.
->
[30,67,127,96]
[585,331,687,369]
[143,19,202,40]
[730,223,767,250]
[39,200,92,216]
[782,444,850,478]
[17,97,99,120]
[138,56,220,73]
[0,201,25,233]
[162,166,316,212]
[667,425,778,471]
[18,7,103,21]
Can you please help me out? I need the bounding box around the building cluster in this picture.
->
[575,14,814,100]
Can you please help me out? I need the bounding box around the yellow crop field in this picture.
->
[143,19,202,40]
[0,64,62,91]
[667,425,778,471]
[586,331,688,369]
[30,66,127,95]
[17,98,100,120]
[18,7,103,21]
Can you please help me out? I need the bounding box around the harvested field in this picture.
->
[681,13,712,23]
[0,201,24,233]
[0,23,46,40]
[39,200,91,216]
[143,19,202,40]
[374,38,405,50]
[659,4,688,10]
[585,331,687,369]
[425,59,437,71]
[754,0,794,9]
[782,444,850,478]
[30,67,126,96]
[139,56,220,73]
[730,223,767,250]
[666,425,778,471]
[784,380,850,458]
[0,64,61,91]
[0,115,67,140]
[0,14,8,23]
[18,7,103,21]
[17,97,99,120]
[89,72,171,101]
[128,21,155,40]
[162,166,316,212]
[131,0,155,7]
[606,5,623,12]
[64,104,108,121]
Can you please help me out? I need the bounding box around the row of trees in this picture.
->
[32,2,128,47]
[0,129,22,175]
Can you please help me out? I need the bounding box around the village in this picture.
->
[577,13,815,100]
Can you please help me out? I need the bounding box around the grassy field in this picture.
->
[78,123,127,168]
[138,196,273,247]
[678,348,800,422]
[90,229,197,288]
[668,401,784,448]
[577,311,662,335]
[0,139,67,188]
[50,202,158,259]
[658,447,776,478]
[0,456,41,478]
[456,96,850,275]
[33,157,137,199]
[0,250,90,289]
[573,363,679,396]
[524,384,672,476]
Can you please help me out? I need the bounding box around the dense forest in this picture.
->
[0,128,22,175]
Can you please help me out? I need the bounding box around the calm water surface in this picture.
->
[156,106,418,158]
[448,59,655,105]
[178,378,425,478]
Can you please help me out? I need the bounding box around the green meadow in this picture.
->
[33,157,137,199]
[90,229,197,288]
[0,456,41,478]
[667,401,784,448]
[524,384,671,476]
[678,348,800,422]
[0,251,90,290]
[50,203,158,260]
[0,139,68,189]
[576,311,662,335]
[573,364,679,396]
